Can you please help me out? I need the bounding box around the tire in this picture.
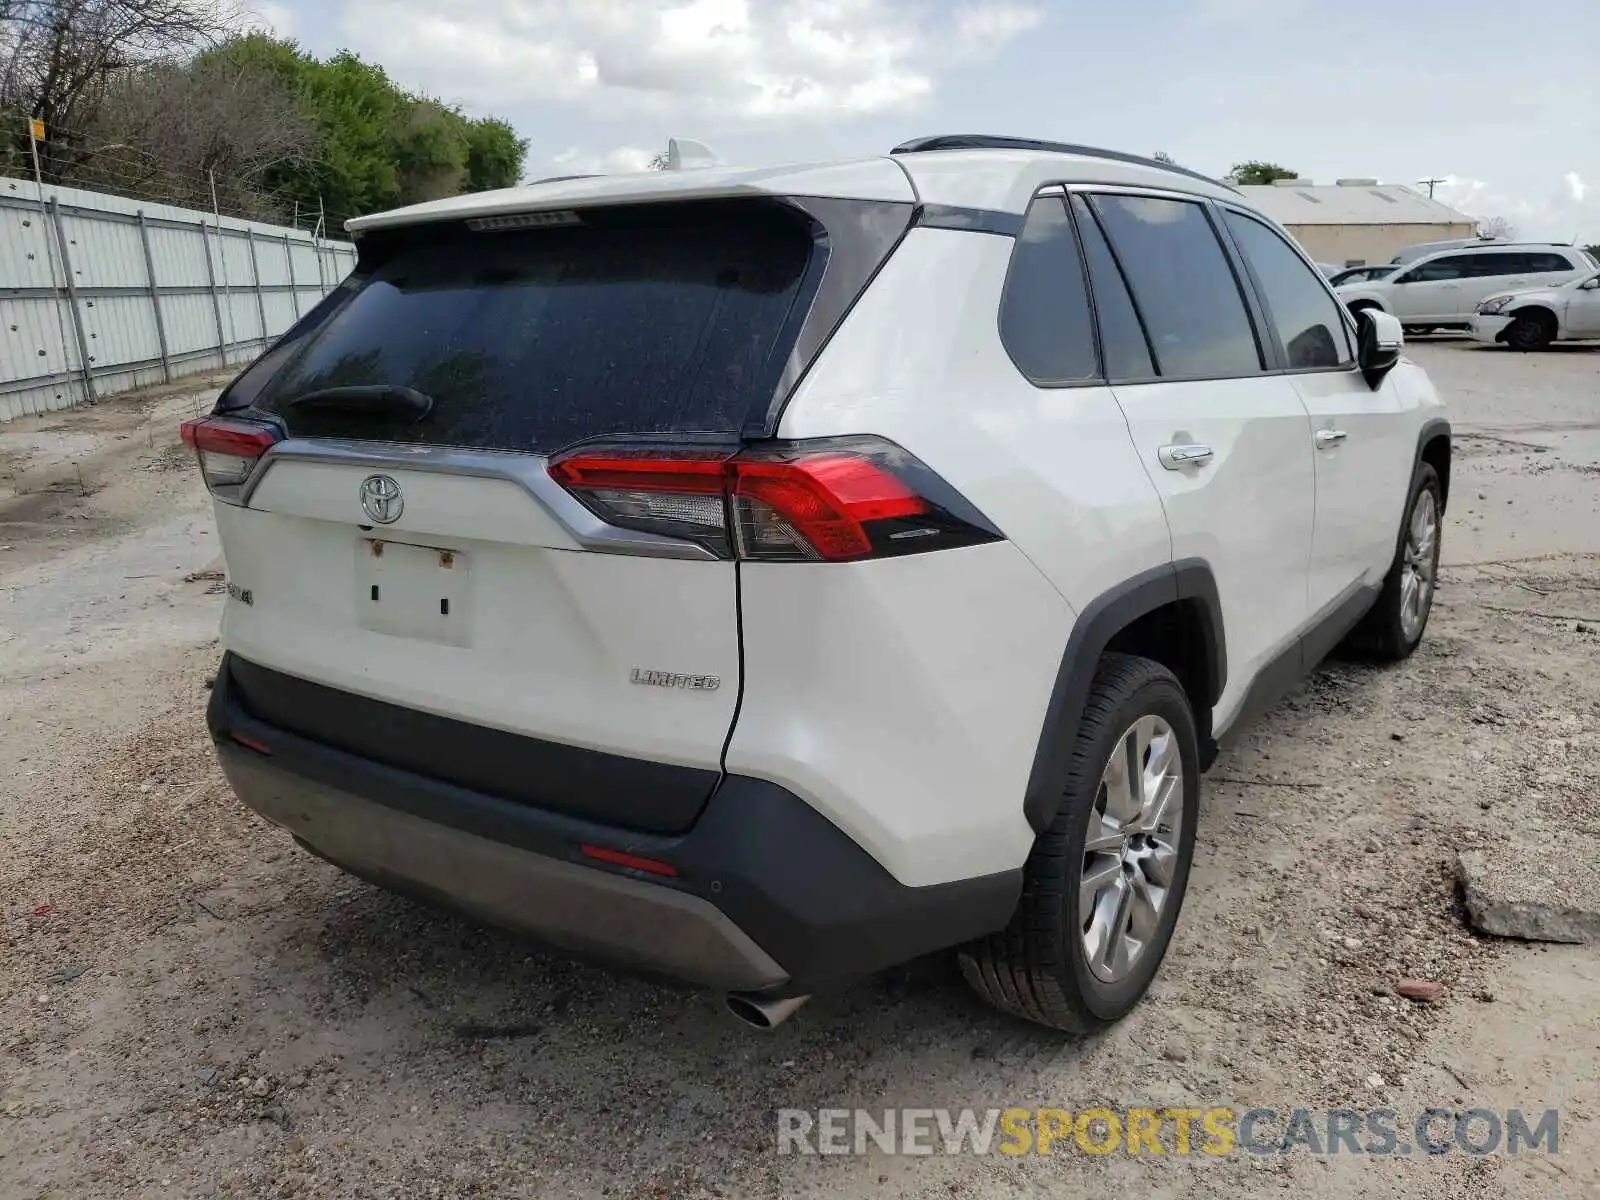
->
[1346,463,1443,660]
[1403,326,1436,337]
[1504,312,1554,351]
[959,653,1199,1032]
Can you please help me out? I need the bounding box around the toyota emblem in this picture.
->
[359,474,404,524]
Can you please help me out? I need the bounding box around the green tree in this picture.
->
[393,99,469,203]
[28,31,531,227]
[465,119,526,191]
[1229,161,1299,185]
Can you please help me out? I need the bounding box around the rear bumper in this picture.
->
[208,654,1021,994]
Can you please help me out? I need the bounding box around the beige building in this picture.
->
[1239,179,1477,267]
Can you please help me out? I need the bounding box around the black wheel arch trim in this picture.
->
[1388,416,1451,589]
[1022,559,1225,832]
[1415,416,1452,509]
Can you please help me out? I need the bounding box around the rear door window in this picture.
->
[1070,195,1156,381]
[998,191,1098,383]
[249,201,819,453]
[1465,253,1524,276]
[1088,194,1263,378]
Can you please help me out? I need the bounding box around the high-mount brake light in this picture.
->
[179,416,280,503]
[549,438,1001,563]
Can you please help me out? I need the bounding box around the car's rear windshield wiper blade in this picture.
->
[282,385,434,423]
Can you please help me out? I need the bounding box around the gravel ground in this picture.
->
[2,342,1598,1199]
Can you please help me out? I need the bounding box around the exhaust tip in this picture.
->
[726,992,810,1030]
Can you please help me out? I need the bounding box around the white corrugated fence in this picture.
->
[0,175,357,422]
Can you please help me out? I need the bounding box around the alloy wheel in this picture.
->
[1400,488,1439,642]
[1079,715,1184,984]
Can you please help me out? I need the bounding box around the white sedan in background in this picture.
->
[1470,271,1600,350]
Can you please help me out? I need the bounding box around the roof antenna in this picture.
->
[665,138,719,170]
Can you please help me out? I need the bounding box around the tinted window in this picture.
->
[998,192,1097,383]
[1527,252,1576,273]
[1465,253,1525,276]
[1089,194,1262,378]
[1223,211,1351,369]
[1406,255,1472,282]
[254,201,816,452]
[1070,195,1156,380]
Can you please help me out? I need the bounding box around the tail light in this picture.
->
[550,437,1001,562]
[179,416,280,503]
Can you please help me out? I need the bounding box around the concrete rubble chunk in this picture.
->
[1457,841,1600,944]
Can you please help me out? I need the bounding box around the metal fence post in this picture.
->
[200,216,228,365]
[283,232,301,318]
[246,228,269,348]
[47,198,96,403]
[136,211,173,383]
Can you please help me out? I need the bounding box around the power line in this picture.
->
[1417,176,1447,199]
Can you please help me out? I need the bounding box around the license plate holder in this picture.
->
[356,539,472,647]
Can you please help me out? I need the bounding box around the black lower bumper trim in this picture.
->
[208,654,1022,992]
[225,655,719,835]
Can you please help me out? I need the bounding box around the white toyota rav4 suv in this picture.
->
[185,136,1450,1032]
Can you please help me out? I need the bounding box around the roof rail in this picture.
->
[528,173,600,186]
[890,135,1237,193]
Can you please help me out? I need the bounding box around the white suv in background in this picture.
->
[1470,269,1600,349]
[184,135,1450,1033]
[1337,243,1595,333]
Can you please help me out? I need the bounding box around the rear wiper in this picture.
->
[282,385,434,423]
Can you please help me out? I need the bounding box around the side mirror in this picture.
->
[1357,309,1402,388]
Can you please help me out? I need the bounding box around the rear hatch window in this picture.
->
[244,201,820,453]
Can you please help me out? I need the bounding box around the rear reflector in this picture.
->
[550,437,1000,563]
[229,732,273,756]
[579,844,679,877]
[180,416,280,503]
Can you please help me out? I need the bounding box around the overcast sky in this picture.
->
[256,0,1598,241]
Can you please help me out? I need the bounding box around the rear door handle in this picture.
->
[1158,443,1214,469]
[1315,429,1348,447]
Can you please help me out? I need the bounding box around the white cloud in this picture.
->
[954,4,1045,52]
[547,145,659,175]
[1432,171,1595,241]
[245,2,297,38]
[339,0,1040,123]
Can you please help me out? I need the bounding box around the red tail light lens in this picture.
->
[731,454,925,561]
[179,416,280,503]
[550,437,1000,562]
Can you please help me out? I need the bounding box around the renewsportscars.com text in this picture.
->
[777,1106,1559,1158]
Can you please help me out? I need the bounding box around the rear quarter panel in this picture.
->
[724,227,1174,887]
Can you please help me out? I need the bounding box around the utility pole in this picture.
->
[28,117,76,400]
[1417,176,1447,199]
[209,169,239,353]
